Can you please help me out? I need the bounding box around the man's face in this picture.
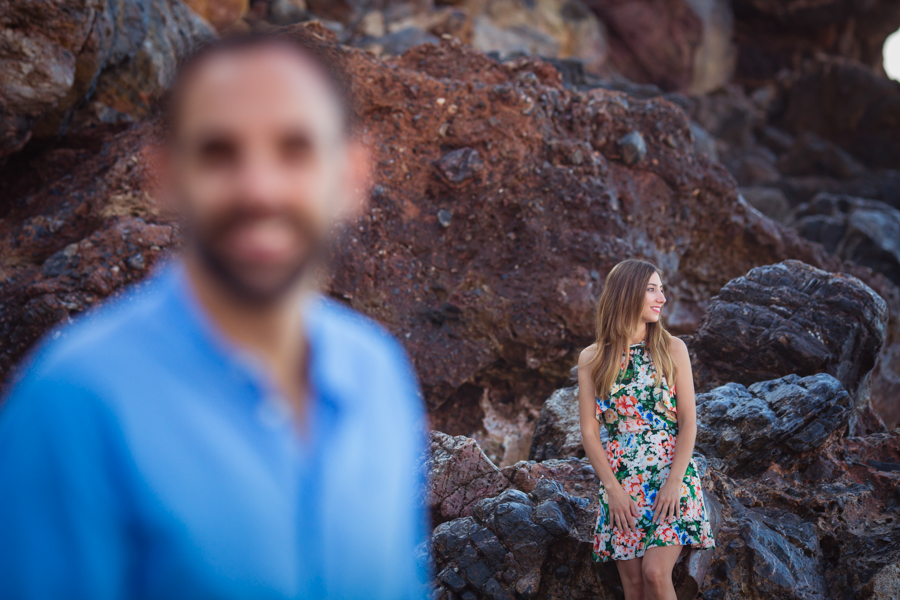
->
[168,46,363,304]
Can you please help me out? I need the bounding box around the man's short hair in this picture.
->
[163,31,355,139]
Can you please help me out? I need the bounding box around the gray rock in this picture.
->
[528,384,609,461]
[722,503,829,599]
[533,501,569,537]
[695,373,851,475]
[437,209,453,227]
[789,193,900,289]
[429,437,721,600]
[269,0,310,25]
[424,431,511,524]
[690,260,888,414]
[437,566,467,593]
[617,131,647,165]
[435,148,484,184]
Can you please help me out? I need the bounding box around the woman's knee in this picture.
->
[641,561,668,587]
[620,570,644,589]
[616,560,644,590]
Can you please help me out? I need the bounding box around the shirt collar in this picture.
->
[157,260,349,414]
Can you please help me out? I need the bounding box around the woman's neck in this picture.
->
[629,323,647,346]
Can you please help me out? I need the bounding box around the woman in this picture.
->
[577,259,715,600]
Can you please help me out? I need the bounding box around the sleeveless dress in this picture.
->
[591,341,715,562]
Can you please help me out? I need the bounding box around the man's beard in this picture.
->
[188,206,325,307]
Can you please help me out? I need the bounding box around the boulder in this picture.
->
[528,386,584,462]
[789,194,900,289]
[427,431,512,524]
[694,373,852,476]
[0,0,213,161]
[689,261,888,411]
[519,385,900,599]
[703,469,832,600]
[701,429,900,600]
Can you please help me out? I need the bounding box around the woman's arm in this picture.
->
[577,345,638,532]
[651,336,698,523]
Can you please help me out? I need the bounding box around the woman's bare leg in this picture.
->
[641,545,683,600]
[615,557,645,600]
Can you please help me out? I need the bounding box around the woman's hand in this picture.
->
[608,484,639,532]
[651,478,683,523]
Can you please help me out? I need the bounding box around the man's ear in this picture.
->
[338,139,372,220]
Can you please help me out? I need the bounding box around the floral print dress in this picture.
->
[591,341,715,562]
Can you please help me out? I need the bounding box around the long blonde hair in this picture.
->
[588,259,677,400]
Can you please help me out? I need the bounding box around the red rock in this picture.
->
[427,431,512,523]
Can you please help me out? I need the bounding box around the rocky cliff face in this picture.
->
[4,21,896,467]
[2,2,900,599]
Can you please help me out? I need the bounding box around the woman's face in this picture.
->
[641,272,666,323]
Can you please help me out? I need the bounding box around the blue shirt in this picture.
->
[0,263,432,600]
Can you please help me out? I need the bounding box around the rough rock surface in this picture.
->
[427,428,513,524]
[788,195,900,429]
[688,260,889,435]
[694,373,852,476]
[0,122,178,384]
[529,372,856,475]
[0,0,213,160]
[464,0,611,75]
[528,385,586,462]
[680,64,900,433]
[701,429,900,600]
[317,35,892,458]
[3,21,899,463]
[425,431,722,600]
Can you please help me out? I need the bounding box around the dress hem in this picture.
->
[591,540,717,563]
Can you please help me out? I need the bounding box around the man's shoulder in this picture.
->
[13,269,176,386]
[307,295,421,401]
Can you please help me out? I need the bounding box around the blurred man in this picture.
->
[0,33,431,599]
